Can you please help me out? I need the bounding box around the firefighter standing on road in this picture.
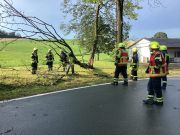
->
[31,48,38,74]
[130,47,139,81]
[112,42,129,86]
[46,49,54,71]
[160,45,170,90]
[143,41,166,105]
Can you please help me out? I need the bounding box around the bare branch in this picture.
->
[0,0,89,68]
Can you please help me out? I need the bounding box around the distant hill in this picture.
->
[0,30,21,38]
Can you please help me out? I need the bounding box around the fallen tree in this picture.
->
[0,0,89,68]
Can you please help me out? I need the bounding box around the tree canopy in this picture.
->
[153,32,168,39]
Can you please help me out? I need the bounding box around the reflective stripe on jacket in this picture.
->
[147,50,166,77]
[118,48,128,66]
[46,53,54,62]
[130,53,139,70]
[32,52,38,63]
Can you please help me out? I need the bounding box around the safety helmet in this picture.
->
[160,45,167,51]
[33,48,38,51]
[150,41,159,49]
[132,48,137,52]
[118,42,125,48]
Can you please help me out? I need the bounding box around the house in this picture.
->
[128,38,180,63]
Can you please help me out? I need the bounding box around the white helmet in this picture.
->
[33,48,38,51]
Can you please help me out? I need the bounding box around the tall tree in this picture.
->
[61,0,141,67]
[88,1,100,67]
[116,0,124,43]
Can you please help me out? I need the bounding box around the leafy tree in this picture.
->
[61,0,141,67]
[153,32,168,39]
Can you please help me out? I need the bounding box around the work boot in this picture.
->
[111,82,118,85]
[122,81,128,86]
[32,70,35,74]
[133,77,138,81]
[161,86,166,90]
[143,99,154,105]
[154,101,163,106]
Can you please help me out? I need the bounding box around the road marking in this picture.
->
[0,82,112,104]
[0,76,179,104]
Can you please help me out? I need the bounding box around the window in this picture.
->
[176,51,180,57]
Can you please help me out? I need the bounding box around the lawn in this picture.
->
[0,39,113,100]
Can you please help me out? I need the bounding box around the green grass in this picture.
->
[0,39,112,67]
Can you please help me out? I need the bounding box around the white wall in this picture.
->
[129,39,150,63]
[129,39,180,63]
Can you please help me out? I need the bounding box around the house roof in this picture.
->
[145,38,180,48]
[127,40,135,47]
[127,38,144,48]
[129,38,180,48]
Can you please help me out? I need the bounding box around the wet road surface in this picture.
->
[0,77,180,135]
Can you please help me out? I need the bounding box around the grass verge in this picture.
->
[1,62,180,101]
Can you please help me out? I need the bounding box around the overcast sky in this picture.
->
[12,0,180,39]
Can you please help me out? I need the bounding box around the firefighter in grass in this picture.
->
[66,52,75,75]
[130,47,139,81]
[160,45,170,90]
[31,48,38,74]
[112,42,129,86]
[143,41,166,105]
[46,49,54,71]
[60,50,68,72]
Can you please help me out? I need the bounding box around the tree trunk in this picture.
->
[88,4,100,68]
[97,52,100,61]
[116,0,124,43]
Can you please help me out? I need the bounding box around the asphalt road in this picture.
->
[0,77,180,135]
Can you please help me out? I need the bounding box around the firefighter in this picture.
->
[66,52,75,75]
[130,47,139,81]
[112,42,129,86]
[31,48,38,74]
[60,50,68,72]
[160,45,170,90]
[46,49,54,71]
[143,41,166,105]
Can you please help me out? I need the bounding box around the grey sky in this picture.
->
[11,0,180,39]
[130,0,180,39]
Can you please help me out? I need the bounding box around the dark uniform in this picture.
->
[160,45,170,90]
[66,52,75,75]
[112,43,129,86]
[60,51,68,72]
[31,48,38,74]
[46,50,54,71]
[130,48,139,81]
[143,41,166,105]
